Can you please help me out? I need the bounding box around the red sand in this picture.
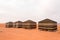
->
[0,24,60,40]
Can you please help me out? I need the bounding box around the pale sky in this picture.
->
[0,0,60,23]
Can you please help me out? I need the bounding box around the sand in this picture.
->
[0,24,60,40]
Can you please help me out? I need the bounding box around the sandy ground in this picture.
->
[0,24,60,40]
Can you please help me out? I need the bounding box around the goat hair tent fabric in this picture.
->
[38,19,57,31]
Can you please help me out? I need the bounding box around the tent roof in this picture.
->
[6,22,13,24]
[15,21,22,23]
[39,19,57,23]
[24,20,36,23]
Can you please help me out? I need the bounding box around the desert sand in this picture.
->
[0,24,60,40]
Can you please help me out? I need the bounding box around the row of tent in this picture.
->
[6,19,57,31]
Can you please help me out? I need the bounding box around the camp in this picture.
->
[13,21,22,28]
[38,19,57,31]
[6,22,13,28]
[22,20,36,29]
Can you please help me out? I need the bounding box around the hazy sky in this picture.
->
[0,0,60,23]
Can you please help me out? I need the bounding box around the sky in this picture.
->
[0,0,60,23]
